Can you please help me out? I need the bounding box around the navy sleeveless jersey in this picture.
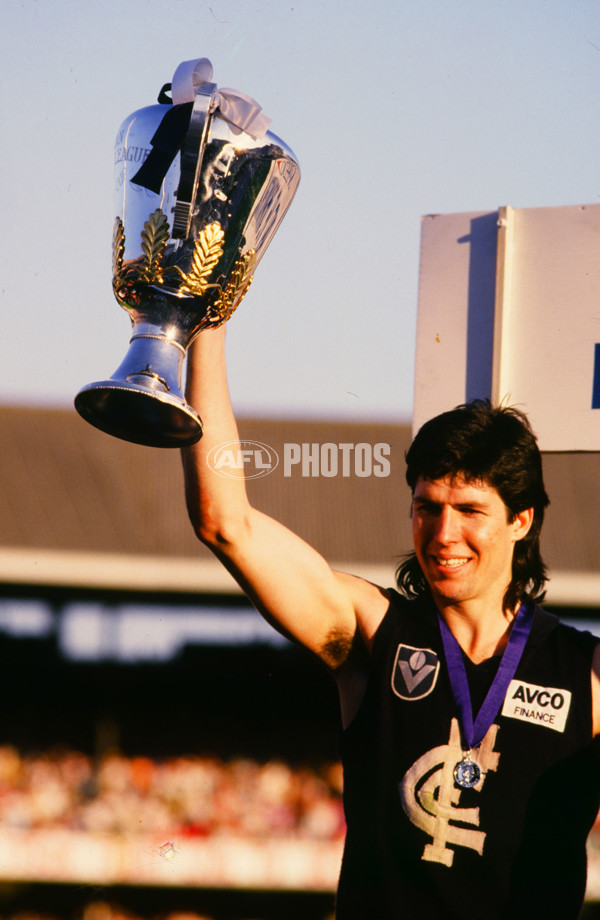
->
[337,591,600,920]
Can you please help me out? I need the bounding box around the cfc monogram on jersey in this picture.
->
[399,718,500,866]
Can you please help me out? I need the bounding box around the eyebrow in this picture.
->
[412,495,489,510]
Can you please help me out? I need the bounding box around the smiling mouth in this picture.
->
[434,557,470,569]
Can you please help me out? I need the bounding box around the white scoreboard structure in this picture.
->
[413,203,600,451]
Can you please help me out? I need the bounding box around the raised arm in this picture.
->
[180,327,388,672]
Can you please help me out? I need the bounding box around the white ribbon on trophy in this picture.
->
[171,57,272,139]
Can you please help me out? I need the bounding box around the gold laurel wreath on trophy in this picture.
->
[112,209,256,324]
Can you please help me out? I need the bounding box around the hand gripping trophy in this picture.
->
[75,58,300,447]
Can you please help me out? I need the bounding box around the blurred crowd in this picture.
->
[0,911,210,920]
[0,745,345,841]
[0,907,327,920]
[0,908,333,920]
[0,746,597,920]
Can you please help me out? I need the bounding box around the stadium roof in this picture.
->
[0,405,597,608]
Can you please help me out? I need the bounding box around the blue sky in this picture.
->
[3,0,600,422]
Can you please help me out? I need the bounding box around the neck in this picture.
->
[437,598,519,664]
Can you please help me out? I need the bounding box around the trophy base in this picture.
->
[74,381,203,448]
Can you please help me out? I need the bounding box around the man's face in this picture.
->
[411,474,533,613]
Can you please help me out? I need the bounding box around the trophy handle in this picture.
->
[172,82,219,240]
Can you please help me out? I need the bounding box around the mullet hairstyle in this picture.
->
[396,399,550,611]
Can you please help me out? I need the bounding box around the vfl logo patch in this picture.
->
[501,679,572,733]
[392,644,440,700]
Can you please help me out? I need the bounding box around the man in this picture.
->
[181,325,600,920]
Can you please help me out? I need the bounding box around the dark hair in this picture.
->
[396,399,550,610]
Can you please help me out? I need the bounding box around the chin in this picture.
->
[429,579,471,604]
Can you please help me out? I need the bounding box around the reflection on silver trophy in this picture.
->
[75,57,300,447]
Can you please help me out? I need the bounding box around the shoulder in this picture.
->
[334,571,393,652]
[531,604,600,736]
[335,571,430,656]
[333,576,421,728]
[333,582,436,728]
[530,604,598,653]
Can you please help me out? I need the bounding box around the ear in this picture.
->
[512,507,534,542]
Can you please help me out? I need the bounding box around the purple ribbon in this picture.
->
[437,602,534,750]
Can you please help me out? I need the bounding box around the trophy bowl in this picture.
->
[75,59,300,448]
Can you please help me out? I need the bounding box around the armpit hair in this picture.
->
[321,625,356,670]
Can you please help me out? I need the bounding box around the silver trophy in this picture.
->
[75,58,300,447]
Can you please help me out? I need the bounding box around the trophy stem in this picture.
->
[74,333,202,448]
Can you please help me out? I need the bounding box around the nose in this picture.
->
[433,506,460,545]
